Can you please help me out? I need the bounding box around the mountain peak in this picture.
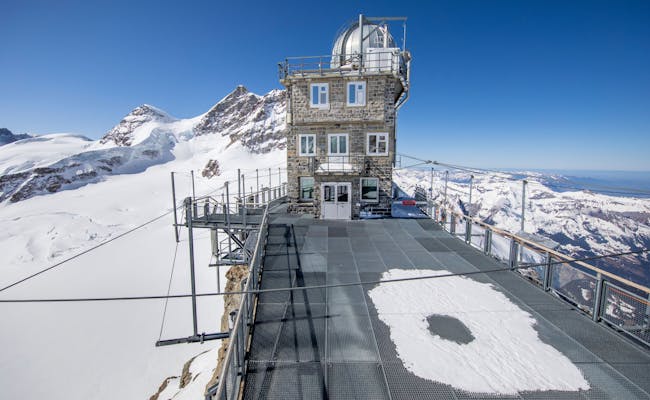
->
[0,128,31,146]
[100,104,175,147]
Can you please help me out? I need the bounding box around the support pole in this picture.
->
[278,167,281,188]
[171,172,179,243]
[225,182,233,261]
[593,274,604,322]
[184,197,199,337]
[468,175,474,216]
[191,170,196,202]
[268,167,272,189]
[429,167,434,216]
[543,252,552,291]
[521,180,528,232]
[484,229,492,255]
[443,170,449,207]
[358,13,364,73]
[256,169,259,206]
[237,169,241,212]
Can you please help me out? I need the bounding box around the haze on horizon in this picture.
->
[1,0,648,171]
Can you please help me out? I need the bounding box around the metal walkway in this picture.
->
[242,211,650,399]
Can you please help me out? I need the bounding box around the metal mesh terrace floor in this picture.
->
[242,212,650,400]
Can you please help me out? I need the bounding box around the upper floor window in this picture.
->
[367,133,388,156]
[328,133,348,155]
[347,81,366,106]
[299,134,316,156]
[310,83,329,108]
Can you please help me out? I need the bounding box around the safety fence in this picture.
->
[204,197,281,400]
[433,204,650,347]
[279,51,406,79]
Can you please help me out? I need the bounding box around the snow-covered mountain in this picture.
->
[0,86,286,400]
[0,86,286,204]
[394,169,650,286]
[0,128,31,146]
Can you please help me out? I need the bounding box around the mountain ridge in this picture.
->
[0,86,287,203]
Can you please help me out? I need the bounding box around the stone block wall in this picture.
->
[283,72,403,218]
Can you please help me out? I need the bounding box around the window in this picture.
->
[310,83,329,108]
[367,133,388,156]
[361,178,379,203]
[298,134,315,156]
[299,177,314,201]
[347,81,366,106]
[328,134,348,155]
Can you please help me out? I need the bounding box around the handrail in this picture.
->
[279,51,406,80]
[437,204,650,295]
[209,196,282,400]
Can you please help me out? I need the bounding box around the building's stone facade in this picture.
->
[282,73,403,219]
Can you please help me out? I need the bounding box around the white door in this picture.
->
[321,182,351,220]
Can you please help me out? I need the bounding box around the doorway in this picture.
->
[321,182,352,220]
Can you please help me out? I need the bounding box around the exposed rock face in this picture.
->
[204,264,250,394]
[0,128,30,146]
[202,159,221,178]
[194,86,287,153]
[100,105,174,147]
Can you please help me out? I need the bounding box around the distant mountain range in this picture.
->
[0,86,286,203]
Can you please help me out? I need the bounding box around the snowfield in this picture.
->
[369,269,590,394]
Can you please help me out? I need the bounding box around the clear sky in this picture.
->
[1,0,649,171]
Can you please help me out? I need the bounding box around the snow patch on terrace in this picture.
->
[368,269,590,394]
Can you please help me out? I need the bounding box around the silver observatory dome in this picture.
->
[331,20,397,68]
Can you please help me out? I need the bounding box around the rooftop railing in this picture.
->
[279,51,407,80]
[432,203,650,348]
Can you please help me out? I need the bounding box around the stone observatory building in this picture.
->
[279,14,411,219]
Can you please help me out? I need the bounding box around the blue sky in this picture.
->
[1,0,649,171]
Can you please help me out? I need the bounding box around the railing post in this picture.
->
[484,229,492,255]
[450,214,456,235]
[509,240,519,270]
[593,274,604,322]
[465,219,472,244]
[543,252,552,291]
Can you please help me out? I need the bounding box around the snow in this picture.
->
[156,347,220,400]
[0,134,93,175]
[368,269,590,394]
[0,92,286,399]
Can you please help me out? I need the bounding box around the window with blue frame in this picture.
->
[310,83,329,108]
[347,81,366,106]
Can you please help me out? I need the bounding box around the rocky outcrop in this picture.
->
[194,86,287,153]
[202,160,221,178]
[0,128,31,146]
[100,105,174,147]
[204,264,249,395]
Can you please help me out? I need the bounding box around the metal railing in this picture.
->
[279,51,406,80]
[205,196,283,400]
[433,204,650,347]
[310,155,366,174]
[192,183,288,220]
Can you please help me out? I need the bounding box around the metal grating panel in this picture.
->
[243,362,327,400]
[327,363,391,400]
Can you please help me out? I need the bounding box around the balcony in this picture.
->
[278,51,408,81]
